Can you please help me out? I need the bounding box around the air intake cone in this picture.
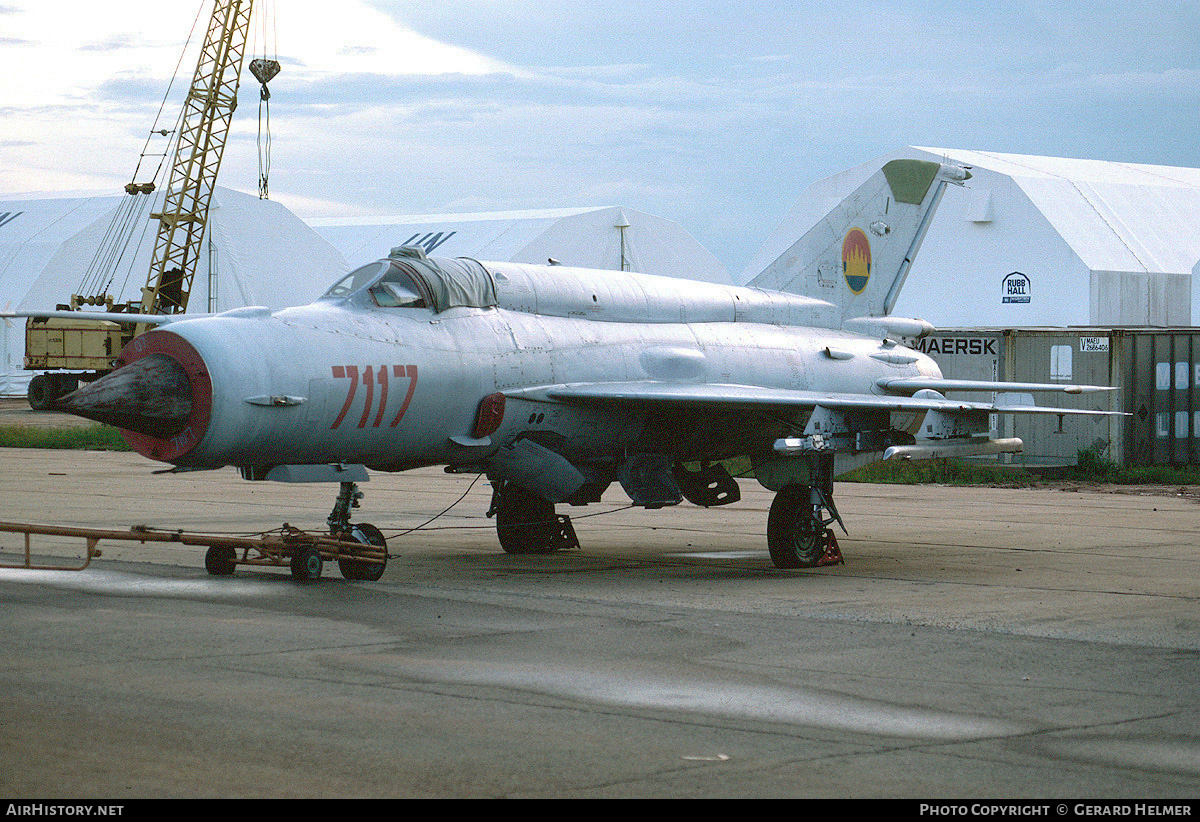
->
[56,353,192,438]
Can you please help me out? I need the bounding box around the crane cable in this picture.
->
[250,0,280,199]
[251,57,280,199]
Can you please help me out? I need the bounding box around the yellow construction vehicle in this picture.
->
[25,0,277,409]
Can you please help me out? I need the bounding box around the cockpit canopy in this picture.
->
[322,247,497,313]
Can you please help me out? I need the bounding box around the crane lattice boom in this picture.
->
[141,0,254,318]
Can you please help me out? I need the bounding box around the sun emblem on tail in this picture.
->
[842,228,871,294]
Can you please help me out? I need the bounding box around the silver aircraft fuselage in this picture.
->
[113,259,940,473]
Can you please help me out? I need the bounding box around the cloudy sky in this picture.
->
[2,0,1197,278]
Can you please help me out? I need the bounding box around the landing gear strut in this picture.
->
[325,481,388,580]
[488,481,579,554]
[764,452,846,569]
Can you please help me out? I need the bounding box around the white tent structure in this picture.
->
[0,186,345,396]
[744,148,1200,327]
[309,205,731,285]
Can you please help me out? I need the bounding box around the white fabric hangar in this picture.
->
[2,194,728,397]
[744,148,1200,327]
[0,186,345,396]
[308,205,731,285]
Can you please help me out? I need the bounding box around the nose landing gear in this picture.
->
[324,481,388,581]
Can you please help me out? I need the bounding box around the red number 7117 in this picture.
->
[330,365,418,429]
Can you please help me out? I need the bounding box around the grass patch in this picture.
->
[0,424,131,451]
[1088,465,1200,484]
[842,446,1200,486]
[1057,446,1200,485]
[841,458,1037,486]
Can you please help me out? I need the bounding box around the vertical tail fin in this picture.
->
[747,160,968,320]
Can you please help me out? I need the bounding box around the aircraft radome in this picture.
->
[11,160,1122,576]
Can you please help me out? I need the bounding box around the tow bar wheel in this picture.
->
[204,545,237,576]
[291,543,323,581]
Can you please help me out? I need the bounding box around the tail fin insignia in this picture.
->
[842,228,871,294]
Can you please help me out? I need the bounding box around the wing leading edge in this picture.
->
[510,380,1123,417]
[876,377,1117,395]
[1,310,178,325]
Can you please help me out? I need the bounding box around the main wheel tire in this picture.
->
[339,523,387,581]
[495,483,558,554]
[767,484,826,569]
[290,544,323,581]
[204,545,237,576]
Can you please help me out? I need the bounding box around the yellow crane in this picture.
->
[26,0,276,408]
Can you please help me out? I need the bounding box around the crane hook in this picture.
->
[250,58,281,100]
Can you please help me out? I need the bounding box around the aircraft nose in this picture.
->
[56,353,193,438]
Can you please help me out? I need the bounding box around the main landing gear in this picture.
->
[483,466,845,570]
[488,481,580,554]
[766,483,845,569]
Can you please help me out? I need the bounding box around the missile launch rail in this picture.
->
[0,520,386,582]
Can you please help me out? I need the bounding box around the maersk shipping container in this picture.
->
[914,328,1197,467]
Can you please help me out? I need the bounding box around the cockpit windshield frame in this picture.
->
[322,260,389,299]
[321,260,431,310]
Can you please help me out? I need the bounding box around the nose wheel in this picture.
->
[339,522,387,580]
[327,481,388,580]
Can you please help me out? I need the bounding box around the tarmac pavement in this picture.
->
[0,442,1198,798]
